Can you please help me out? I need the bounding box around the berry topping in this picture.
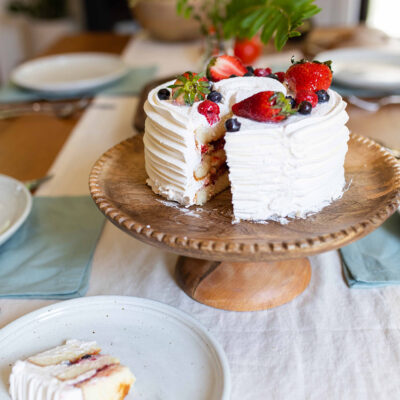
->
[275,71,285,83]
[206,55,247,82]
[207,90,222,103]
[285,58,333,93]
[225,118,241,132]
[316,89,330,103]
[168,72,210,106]
[198,100,220,125]
[267,73,279,81]
[230,74,238,78]
[285,95,296,109]
[295,90,318,108]
[234,37,262,65]
[232,91,296,123]
[246,66,254,74]
[157,88,170,100]
[244,72,253,76]
[254,67,272,77]
[298,101,312,115]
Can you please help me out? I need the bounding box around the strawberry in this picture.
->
[232,91,296,123]
[198,100,220,125]
[234,37,262,65]
[168,72,210,106]
[285,58,332,93]
[206,55,247,82]
[254,67,272,77]
[295,90,318,108]
[275,71,285,83]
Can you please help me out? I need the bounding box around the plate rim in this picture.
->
[0,174,32,247]
[0,295,231,400]
[316,47,400,90]
[11,52,128,93]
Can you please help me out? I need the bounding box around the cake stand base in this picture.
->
[175,256,312,311]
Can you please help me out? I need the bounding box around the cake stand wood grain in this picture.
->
[89,134,400,311]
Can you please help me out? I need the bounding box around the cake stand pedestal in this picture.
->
[90,134,400,311]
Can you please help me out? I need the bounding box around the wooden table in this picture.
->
[1,32,399,183]
[0,33,130,182]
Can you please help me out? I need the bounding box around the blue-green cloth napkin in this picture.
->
[340,212,400,288]
[0,66,157,104]
[0,196,105,298]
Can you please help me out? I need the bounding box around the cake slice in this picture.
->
[9,339,135,400]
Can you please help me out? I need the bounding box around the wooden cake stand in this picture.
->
[89,134,400,311]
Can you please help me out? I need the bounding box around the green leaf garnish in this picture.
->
[168,72,211,106]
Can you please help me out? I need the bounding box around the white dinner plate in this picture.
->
[11,53,128,93]
[0,296,230,400]
[316,47,400,90]
[0,175,32,247]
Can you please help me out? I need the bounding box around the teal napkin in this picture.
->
[0,196,105,298]
[0,66,157,104]
[340,212,400,288]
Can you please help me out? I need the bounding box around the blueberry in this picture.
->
[229,74,237,78]
[298,101,312,115]
[207,90,222,103]
[267,73,279,80]
[225,118,241,132]
[81,354,92,360]
[244,72,254,76]
[157,88,170,100]
[316,89,330,103]
[246,66,254,74]
[286,95,296,109]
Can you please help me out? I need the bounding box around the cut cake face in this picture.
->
[9,339,135,400]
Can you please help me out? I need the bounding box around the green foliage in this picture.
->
[176,0,320,51]
[7,0,67,19]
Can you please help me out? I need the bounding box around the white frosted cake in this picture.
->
[143,55,349,222]
[9,340,135,400]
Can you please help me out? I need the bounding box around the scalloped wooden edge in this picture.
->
[89,133,400,261]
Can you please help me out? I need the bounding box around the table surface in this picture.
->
[2,31,400,400]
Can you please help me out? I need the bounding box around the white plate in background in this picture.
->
[0,175,31,247]
[316,47,400,91]
[11,53,128,93]
[0,296,230,400]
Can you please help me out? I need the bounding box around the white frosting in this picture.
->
[225,89,349,221]
[143,75,349,221]
[9,340,98,400]
[144,77,286,205]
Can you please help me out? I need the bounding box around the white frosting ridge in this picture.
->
[225,89,350,221]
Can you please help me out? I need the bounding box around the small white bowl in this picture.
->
[0,175,32,247]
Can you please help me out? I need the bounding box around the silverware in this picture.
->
[24,175,53,191]
[347,95,400,112]
[0,98,90,120]
[0,99,116,120]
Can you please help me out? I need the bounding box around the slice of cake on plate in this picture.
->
[143,55,350,222]
[9,339,135,400]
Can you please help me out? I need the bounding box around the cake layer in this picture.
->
[225,89,349,221]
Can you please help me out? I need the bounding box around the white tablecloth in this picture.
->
[1,34,400,400]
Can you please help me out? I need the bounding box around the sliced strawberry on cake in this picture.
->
[232,91,296,123]
[206,55,247,82]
